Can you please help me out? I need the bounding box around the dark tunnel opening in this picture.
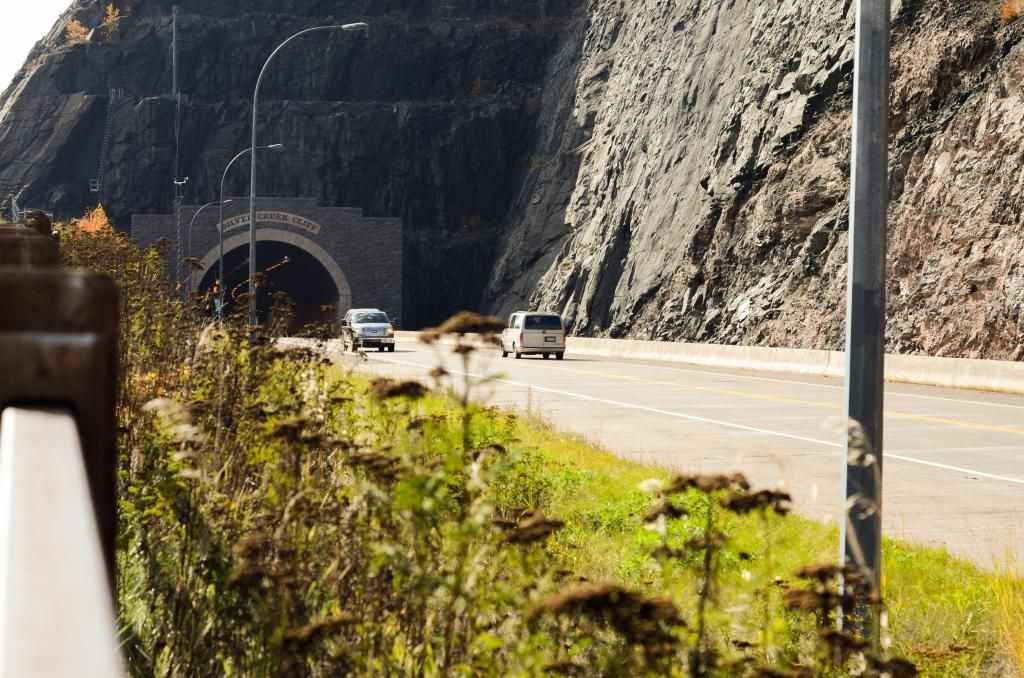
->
[198,240,340,332]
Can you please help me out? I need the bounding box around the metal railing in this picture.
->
[0,213,122,676]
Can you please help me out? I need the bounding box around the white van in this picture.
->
[499,312,565,360]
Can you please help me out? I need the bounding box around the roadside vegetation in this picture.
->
[55,212,1020,676]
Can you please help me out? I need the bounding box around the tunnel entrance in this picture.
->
[198,240,339,332]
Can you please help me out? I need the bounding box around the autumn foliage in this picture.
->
[65,19,88,44]
[1001,0,1023,25]
[77,204,113,234]
[103,3,121,38]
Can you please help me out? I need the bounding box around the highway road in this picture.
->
[320,339,1024,569]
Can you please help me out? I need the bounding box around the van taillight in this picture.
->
[519,332,524,343]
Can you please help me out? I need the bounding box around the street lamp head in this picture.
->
[222,199,234,205]
[267,143,285,150]
[341,22,368,31]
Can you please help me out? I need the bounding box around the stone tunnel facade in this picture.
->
[131,198,402,322]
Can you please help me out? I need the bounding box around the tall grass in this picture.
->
[56,215,1014,676]
[992,555,1024,675]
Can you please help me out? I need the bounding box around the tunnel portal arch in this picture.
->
[132,199,402,327]
[194,228,353,320]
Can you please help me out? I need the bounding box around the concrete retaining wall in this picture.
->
[394,331,1024,394]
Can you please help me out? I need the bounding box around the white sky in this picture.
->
[1,2,71,91]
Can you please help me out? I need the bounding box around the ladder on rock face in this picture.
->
[90,89,122,193]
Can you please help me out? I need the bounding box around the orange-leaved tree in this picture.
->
[65,19,89,44]
[1002,0,1024,25]
[78,204,113,234]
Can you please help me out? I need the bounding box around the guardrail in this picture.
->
[0,408,122,676]
[393,331,1024,395]
[0,213,122,676]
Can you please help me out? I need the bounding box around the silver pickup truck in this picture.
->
[340,308,396,352]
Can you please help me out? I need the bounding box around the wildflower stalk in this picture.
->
[691,495,718,677]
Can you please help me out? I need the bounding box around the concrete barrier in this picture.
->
[394,331,1024,394]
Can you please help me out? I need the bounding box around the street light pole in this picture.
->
[842,0,890,646]
[248,22,368,328]
[219,144,283,321]
[185,199,229,297]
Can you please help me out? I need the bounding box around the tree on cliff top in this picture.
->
[103,4,121,39]
[64,19,88,45]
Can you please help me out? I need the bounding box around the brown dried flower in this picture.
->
[664,472,750,494]
[794,562,861,584]
[418,329,441,344]
[283,615,354,651]
[819,629,868,662]
[782,588,855,614]
[749,667,814,678]
[528,582,684,655]
[643,499,688,523]
[348,449,402,481]
[453,342,475,355]
[270,416,309,442]
[369,378,429,400]
[232,531,273,561]
[436,311,506,336]
[868,656,919,678]
[501,510,565,544]
[720,489,792,515]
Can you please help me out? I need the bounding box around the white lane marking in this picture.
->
[528,354,1024,411]
[369,351,1024,487]
[394,340,1024,411]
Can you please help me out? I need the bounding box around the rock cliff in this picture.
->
[2,0,1023,357]
[0,0,576,327]
[488,0,1024,360]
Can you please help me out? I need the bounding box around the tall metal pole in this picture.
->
[171,5,178,96]
[185,199,225,297]
[171,5,186,293]
[219,144,283,321]
[841,0,890,646]
[248,22,368,328]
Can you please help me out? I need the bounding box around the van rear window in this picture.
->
[524,315,562,330]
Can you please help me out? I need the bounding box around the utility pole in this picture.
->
[172,5,186,293]
[841,0,890,646]
[172,5,178,99]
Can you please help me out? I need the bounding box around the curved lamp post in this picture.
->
[248,22,369,327]
[185,199,230,297]
[219,143,283,320]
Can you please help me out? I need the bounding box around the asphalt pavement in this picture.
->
[320,339,1024,569]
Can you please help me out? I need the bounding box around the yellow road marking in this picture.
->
[539,362,1024,437]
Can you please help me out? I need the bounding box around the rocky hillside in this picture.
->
[3,0,1023,357]
[0,0,577,327]
[487,0,1024,360]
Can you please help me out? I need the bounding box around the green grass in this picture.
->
[482,410,1013,675]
